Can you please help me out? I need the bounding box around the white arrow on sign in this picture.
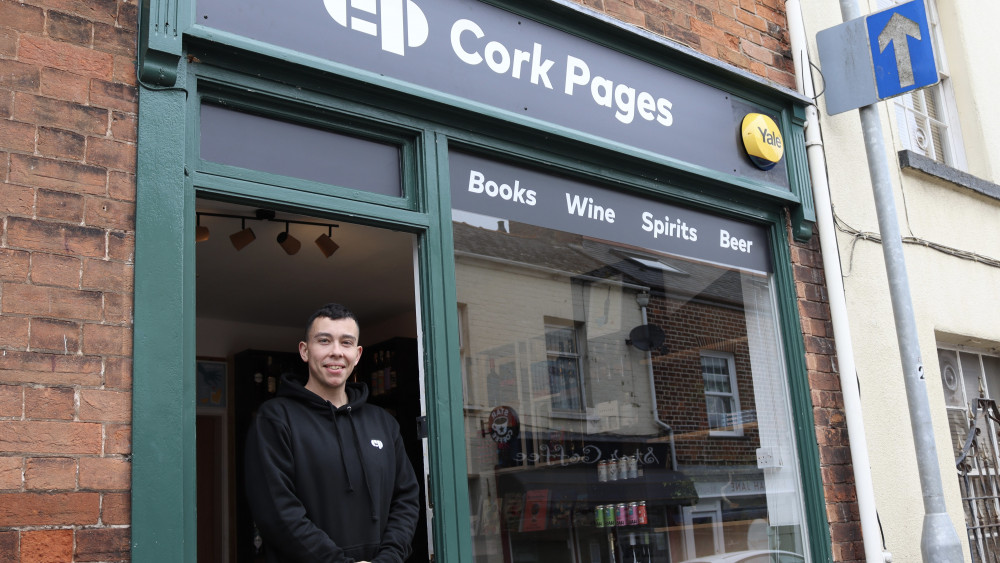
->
[878,12,920,88]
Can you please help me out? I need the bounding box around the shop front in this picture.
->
[134,0,829,561]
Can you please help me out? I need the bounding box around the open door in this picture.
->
[194,199,430,562]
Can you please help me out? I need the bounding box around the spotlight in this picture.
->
[195,214,210,243]
[315,227,339,258]
[200,209,338,257]
[230,219,256,251]
[277,223,301,255]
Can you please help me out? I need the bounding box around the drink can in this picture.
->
[637,501,648,525]
[604,504,615,527]
[597,461,608,482]
[607,459,618,481]
[615,503,627,527]
[627,502,639,526]
[618,456,629,480]
[627,455,638,479]
[594,505,605,528]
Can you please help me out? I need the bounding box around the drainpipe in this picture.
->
[785,2,890,562]
[637,290,678,471]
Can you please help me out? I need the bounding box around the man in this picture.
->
[245,303,420,562]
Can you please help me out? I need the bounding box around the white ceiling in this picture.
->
[195,200,417,330]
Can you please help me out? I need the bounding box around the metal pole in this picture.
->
[837,2,963,560]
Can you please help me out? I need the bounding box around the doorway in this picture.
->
[193,199,430,562]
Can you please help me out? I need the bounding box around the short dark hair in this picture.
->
[305,303,359,340]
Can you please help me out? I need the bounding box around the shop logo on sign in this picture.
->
[322,1,676,130]
[487,406,519,446]
[324,0,429,55]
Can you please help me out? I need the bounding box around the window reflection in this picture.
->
[454,212,808,563]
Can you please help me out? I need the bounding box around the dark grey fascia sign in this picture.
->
[195,0,789,190]
[817,0,938,115]
[449,151,772,274]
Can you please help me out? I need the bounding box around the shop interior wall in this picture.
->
[196,312,419,359]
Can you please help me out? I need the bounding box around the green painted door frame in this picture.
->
[134,58,483,561]
[133,2,832,562]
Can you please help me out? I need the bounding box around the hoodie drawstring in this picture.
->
[329,404,356,493]
[346,407,379,522]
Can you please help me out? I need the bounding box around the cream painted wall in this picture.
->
[801,1,1000,561]
[935,3,1000,182]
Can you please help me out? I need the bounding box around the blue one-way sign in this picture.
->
[866,0,938,99]
[817,0,939,115]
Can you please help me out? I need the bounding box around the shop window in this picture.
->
[199,103,404,196]
[701,351,743,437]
[940,346,1000,454]
[545,320,585,412]
[939,345,1000,562]
[451,152,812,563]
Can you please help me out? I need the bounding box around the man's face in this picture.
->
[299,316,363,396]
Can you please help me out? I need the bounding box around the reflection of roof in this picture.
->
[453,221,603,274]
[573,238,744,306]
[452,220,746,307]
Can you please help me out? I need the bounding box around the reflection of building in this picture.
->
[456,210,809,561]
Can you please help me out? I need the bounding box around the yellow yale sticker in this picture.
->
[741,113,784,170]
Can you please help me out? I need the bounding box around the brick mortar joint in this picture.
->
[4,215,136,234]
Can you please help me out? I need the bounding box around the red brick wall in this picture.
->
[792,223,865,562]
[0,0,137,561]
[570,0,797,89]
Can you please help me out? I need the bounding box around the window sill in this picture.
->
[551,410,598,422]
[898,150,1000,202]
[708,431,746,439]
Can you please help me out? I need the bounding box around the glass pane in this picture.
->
[691,515,717,556]
[199,104,402,196]
[703,376,732,394]
[453,155,810,563]
[947,408,969,459]
[703,356,730,375]
[704,372,733,391]
[549,356,582,411]
[546,326,578,355]
[962,351,985,406]
[706,396,735,431]
[982,355,1000,401]
[938,349,965,408]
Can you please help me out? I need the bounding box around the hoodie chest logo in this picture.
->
[371,439,384,450]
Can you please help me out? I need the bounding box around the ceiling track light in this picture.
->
[198,209,339,258]
[315,225,340,258]
[276,222,301,255]
[195,214,211,242]
[229,218,256,251]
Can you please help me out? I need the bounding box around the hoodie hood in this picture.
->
[278,372,370,411]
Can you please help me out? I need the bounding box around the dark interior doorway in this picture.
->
[194,199,429,562]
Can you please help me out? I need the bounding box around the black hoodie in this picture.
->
[245,373,420,562]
